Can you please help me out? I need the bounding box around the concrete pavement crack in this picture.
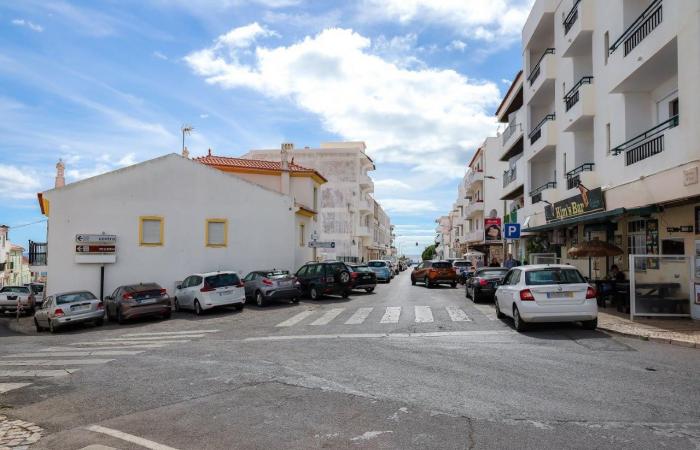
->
[466,416,476,450]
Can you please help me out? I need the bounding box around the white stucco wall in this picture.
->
[42,154,296,297]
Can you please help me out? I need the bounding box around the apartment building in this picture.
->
[244,142,392,262]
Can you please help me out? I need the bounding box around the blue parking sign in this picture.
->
[504,223,521,239]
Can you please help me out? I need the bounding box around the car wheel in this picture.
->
[310,286,320,300]
[411,277,416,286]
[291,298,300,304]
[365,287,374,293]
[48,319,57,334]
[581,318,597,330]
[513,306,527,332]
[163,309,172,320]
[34,318,43,332]
[194,300,203,316]
[424,276,431,288]
[473,291,480,303]
[255,291,266,308]
[451,282,457,288]
[494,298,505,319]
[341,290,350,299]
[94,318,104,327]
[117,308,126,324]
[174,297,180,312]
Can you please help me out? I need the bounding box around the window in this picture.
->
[669,98,679,118]
[313,187,318,211]
[206,219,227,247]
[628,219,647,270]
[205,273,240,288]
[605,123,611,154]
[296,266,308,277]
[661,239,685,255]
[525,268,585,285]
[139,216,164,246]
[300,223,305,247]
[604,31,609,65]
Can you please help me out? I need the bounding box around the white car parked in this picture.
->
[494,264,598,332]
[173,271,245,315]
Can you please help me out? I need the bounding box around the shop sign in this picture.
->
[545,187,604,223]
[484,218,502,242]
[666,226,693,233]
[74,233,117,264]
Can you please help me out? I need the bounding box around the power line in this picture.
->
[7,219,47,229]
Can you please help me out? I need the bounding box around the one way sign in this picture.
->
[504,223,521,239]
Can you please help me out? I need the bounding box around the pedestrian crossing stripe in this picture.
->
[274,306,482,327]
[0,382,31,393]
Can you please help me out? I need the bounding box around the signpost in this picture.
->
[504,223,521,240]
[74,234,117,300]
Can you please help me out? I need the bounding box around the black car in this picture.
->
[295,261,352,300]
[347,264,377,293]
[466,268,509,302]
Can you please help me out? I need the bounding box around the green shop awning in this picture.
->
[523,206,660,233]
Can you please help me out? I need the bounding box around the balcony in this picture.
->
[359,173,373,190]
[528,113,556,157]
[359,198,372,213]
[463,229,484,244]
[562,0,594,57]
[464,200,484,219]
[28,241,47,267]
[523,0,556,49]
[464,170,483,194]
[501,109,524,160]
[563,76,594,132]
[566,163,594,190]
[610,0,662,57]
[529,181,556,204]
[526,48,556,102]
[612,115,679,166]
[503,167,517,188]
[356,226,371,238]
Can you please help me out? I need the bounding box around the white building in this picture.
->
[244,142,392,262]
[37,154,298,297]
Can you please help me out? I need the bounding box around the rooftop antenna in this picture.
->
[181,124,194,153]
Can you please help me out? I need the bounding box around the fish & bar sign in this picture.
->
[545,187,604,223]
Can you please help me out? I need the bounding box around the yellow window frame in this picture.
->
[206,218,228,248]
[139,216,164,246]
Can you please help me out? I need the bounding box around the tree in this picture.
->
[421,244,436,261]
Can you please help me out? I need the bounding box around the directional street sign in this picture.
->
[76,245,116,253]
[76,234,117,243]
[504,223,521,240]
[308,241,335,249]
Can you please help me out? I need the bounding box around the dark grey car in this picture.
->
[243,270,301,307]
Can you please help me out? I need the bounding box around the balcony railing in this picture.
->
[563,0,581,34]
[29,241,47,266]
[503,167,517,187]
[563,76,593,111]
[502,122,520,146]
[527,48,555,86]
[566,163,594,189]
[611,115,678,165]
[528,113,555,145]
[529,181,556,203]
[609,0,662,56]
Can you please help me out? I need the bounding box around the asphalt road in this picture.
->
[1,270,699,449]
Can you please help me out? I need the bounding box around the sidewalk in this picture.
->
[598,309,700,349]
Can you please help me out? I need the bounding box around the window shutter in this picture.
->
[208,221,226,246]
[142,219,162,244]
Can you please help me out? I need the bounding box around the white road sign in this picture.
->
[75,234,117,244]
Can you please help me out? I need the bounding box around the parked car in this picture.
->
[243,269,301,307]
[398,260,408,272]
[105,282,171,324]
[347,264,377,293]
[367,260,392,283]
[25,283,46,308]
[34,291,104,333]
[410,261,457,288]
[174,271,245,315]
[386,260,399,275]
[494,264,598,332]
[0,285,35,315]
[466,267,509,302]
[295,261,352,300]
[452,260,472,284]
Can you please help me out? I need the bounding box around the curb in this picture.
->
[599,326,698,349]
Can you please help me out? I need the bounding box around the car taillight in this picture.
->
[54,308,64,317]
[159,289,167,297]
[351,272,358,279]
[97,302,104,310]
[519,289,535,301]
[122,293,134,301]
[586,287,597,299]
[200,283,215,292]
[261,278,273,286]
[479,279,488,286]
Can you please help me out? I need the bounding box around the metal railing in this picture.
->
[503,167,517,187]
[611,115,678,165]
[566,163,594,189]
[502,122,521,146]
[528,113,555,145]
[609,0,662,56]
[563,0,581,34]
[563,76,593,111]
[529,181,556,203]
[527,48,555,85]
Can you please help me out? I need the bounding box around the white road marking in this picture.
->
[414,306,433,323]
[69,340,187,346]
[344,307,373,325]
[242,330,512,342]
[472,303,496,320]
[0,382,31,393]
[5,351,144,357]
[446,306,472,322]
[100,336,203,341]
[0,359,114,366]
[275,310,315,327]
[46,344,167,351]
[122,330,219,337]
[380,307,401,323]
[0,369,79,377]
[310,308,344,326]
[85,425,180,450]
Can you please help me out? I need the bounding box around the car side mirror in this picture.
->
[176,284,182,290]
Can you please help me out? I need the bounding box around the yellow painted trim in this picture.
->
[209,164,327,185]
[139,216,164,246]
[205,218,228,248]
[295,208,316,218]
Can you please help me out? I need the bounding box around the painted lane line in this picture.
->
[47,344,167,351]
[0,369,80,377]
[68,341,180,347]
[5,351,144,358]
[0,382,32,393]
[310,308,345,326]
[379,307,401,324]
[100,336,203,341]
[122,330,219,337]
[446,306,472,322]
[0,359,114,366]
[414,306,433,323]
[472,303,496,321]
[242,330,513,342]
[85,425,180,450]
[275,310,315,327]
[344,307,373,325]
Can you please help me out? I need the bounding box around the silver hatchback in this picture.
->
[34,291,105,333]
[243,270,301,307]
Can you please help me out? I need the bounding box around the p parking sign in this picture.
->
[504,223,521,239]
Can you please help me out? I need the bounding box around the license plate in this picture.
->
[280,281,292,287]
[72,304,90,311]
[139,298,156,304]
[219,290,232,296]
[547,292,573,299]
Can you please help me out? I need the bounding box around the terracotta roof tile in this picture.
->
[195,155,315,172]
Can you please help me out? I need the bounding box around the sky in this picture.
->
[0,0,531,257]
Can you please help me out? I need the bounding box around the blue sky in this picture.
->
[0,0,531,256]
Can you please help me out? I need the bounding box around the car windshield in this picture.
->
[367,261,386,268]
[124,283,161,293]
[525,269,586,285]
[352,266,373,273]
[205,273,240,288]
[56,292,96,304]
[432,262,452,269]
[0,286,30,294]
[266,271,290,279]
[29,285,44,294]
[453,261,471,267]
[477,269,508,277]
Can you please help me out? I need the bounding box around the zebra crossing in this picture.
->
[275,305,484,328]
[0,328,220,395]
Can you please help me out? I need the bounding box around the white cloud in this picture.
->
[374,179,411,191]
[11,19,43,32]
[217,22,278,49]
[380,199,440,215]
[185,26,499,175]
[200,113,209,119]
[0,164,42,199]
[446,40,467,52]
[152,51,168,60]
[361,0,534,42]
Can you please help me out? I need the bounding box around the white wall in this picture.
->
[43,154,295,297]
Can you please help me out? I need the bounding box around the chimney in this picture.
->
[182,146,190,159]
[281,143,293,170]
[280,143,293,196]
[55,159,65,188]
